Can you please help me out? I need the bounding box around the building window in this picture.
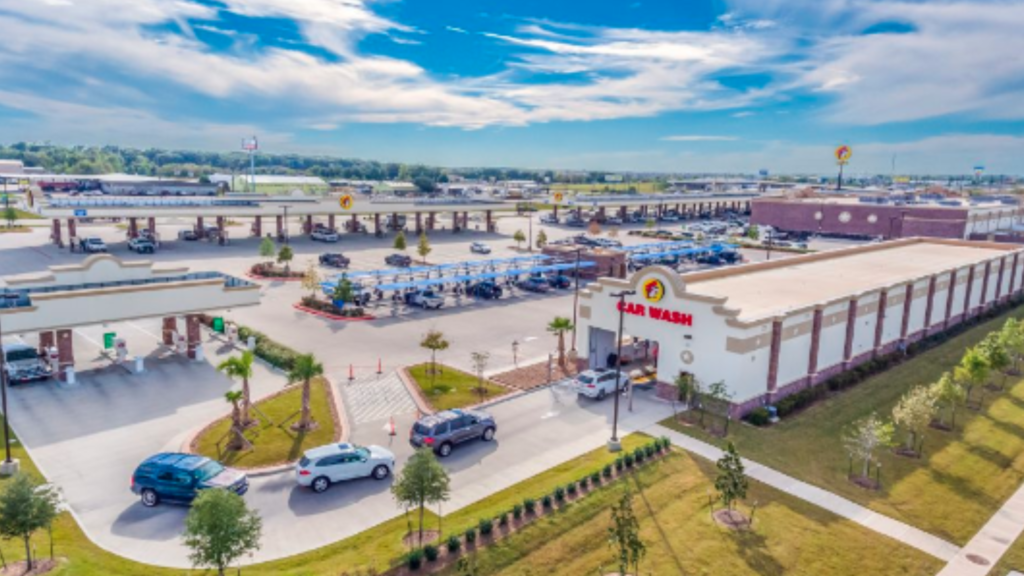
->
[867,214,878,223]
[839,211,852,223]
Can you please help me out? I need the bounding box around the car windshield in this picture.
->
[195,460,225,482]
[4,348,38,362]
[577,374,594,384]
[355,447,370,459]
[423,291,436,298]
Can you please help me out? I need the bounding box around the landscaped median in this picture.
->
[404,363,508,412]
[190,376,341,470]
[662,304,1024,547]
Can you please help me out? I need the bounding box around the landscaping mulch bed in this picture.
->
[1,559,63,576]
[491,359,579,391]
[713,509,750,530]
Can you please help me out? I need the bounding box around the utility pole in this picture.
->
[570,248,583,351]
[0,315,19,475]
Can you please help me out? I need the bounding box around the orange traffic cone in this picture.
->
[388,416,396,436]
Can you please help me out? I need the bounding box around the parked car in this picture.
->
[574,369,629,400]
[572,235,599,247]
[659,214,680,223]
[77,237,107,253]
[311,228,340,242]
[295,443,395,493]
[470,242,492,254]
[540,214,559,224]
[405,290,445,309]
[566,219,587,228]
[604,217,623,226]
[177,229,199,241]
[130,453,248,507]
[319,253,351,268]
[127,237,156,254]
[410,409,497,457]
[385,253,412,267]
[546,274,572,289]
[469,281,503,299]
[1,341,52,384]
[516,277,550,293]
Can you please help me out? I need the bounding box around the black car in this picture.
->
[410,409,497,457]
[319,253,351,268]
[546,274,572,289]
[385,253,412,267]
[469,281,503,299]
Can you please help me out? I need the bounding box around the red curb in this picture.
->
[292,303,376,321]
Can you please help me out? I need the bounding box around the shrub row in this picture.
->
[249,262,303,278]
[744,296,1023,426]
[405,436,673,571]
[198,315,302,372]
[299,295,366,318]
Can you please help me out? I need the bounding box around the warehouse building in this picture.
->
[577,238,1024,416]
[752,196,1021,240]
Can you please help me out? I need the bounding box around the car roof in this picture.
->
[419,408,490,426]
[303,442,357,460]
[141,452,210,470]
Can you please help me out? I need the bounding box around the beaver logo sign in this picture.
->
[339,194,354,210]
[553,192,564,204]
[834,145,852,164]
[642,278,665,303]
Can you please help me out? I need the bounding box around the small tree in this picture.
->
[470,351,490,402]
[332,275,355,305]
[607,485,645,576]
[258,236,275,263]
[547,317,574,369]
[394,229,407,251]
[3,206,16,229]
[980,332,1012,390]
[417,231,431,263]
[0,474,61,572]
[746,225,759,240]
[674,372,695,407]
[714,442,747,511]
[1000,318,1024,372]
[224,391,247,451]
[930,371,966,430]
[535,229,548,250]
[183,489,262,576]
[301,260,321,299]
[644,217,656,231]
[842,412,894,479]
[392,448,451,548]
[702,380,734,435]
[420,330,450,384]
[216,350,255,427]
[892,385,938,455]
[513,229,526,249]
[277,244,294,274]
[287,353,324,431]
[956,345,990,407]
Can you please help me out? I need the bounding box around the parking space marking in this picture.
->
[337,371,418,425]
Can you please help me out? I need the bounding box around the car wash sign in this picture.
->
[615,278,693,327]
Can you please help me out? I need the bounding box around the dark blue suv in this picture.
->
[131,453,249,507]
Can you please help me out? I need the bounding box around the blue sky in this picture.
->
[1,0,1024,174]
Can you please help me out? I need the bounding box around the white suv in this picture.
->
[574,369,629,400]
[311,229,340,242]
[295,443,395,493]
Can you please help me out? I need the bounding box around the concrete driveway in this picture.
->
[10,336,673,567]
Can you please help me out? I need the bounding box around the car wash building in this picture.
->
[576,238,1024,416]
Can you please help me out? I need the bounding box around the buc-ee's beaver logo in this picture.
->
[642,278,665,303]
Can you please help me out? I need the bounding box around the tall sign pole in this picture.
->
[835,144,852,191]
[242,136,258,194]
[0,315,18,475]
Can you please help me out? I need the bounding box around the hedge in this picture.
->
[198,315,302,372]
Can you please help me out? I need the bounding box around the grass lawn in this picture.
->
[408,363,507,411]
[436,449,943,576]
[662,305,1024,546]
[994,529,1024,574]
[193,376,337,468]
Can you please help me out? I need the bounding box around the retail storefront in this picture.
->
[576,238,1024,416]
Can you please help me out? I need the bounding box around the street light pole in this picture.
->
[0,315,17,473]
[608,289,635,452]
[527,200,533,253]
[282,206,290,244]
[570,248,582,351]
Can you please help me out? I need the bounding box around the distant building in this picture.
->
[210,174,327,194]
[98,180,219,196]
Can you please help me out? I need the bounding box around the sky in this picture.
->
[1,0,1024,175]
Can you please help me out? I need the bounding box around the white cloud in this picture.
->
[732,111,755,118]
[445,26,469,34]
[661,135,739,142]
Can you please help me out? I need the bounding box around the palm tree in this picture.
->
[547,317,574,369]
[217,351,255,426]
[288,353,324,431]
[224,391,246,451]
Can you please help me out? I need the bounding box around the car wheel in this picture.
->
[482,427,495,441]
[140,489,159,507]
[597,389,607,400]
[372,465,390,480]
[312,476,331,493]
[438,442,453,457]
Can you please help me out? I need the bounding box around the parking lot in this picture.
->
[0,209,861,567]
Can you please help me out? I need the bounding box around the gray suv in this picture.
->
[409,409,497,457]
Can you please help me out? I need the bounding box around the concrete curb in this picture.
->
[396,366,434,416]
[398,363,521,414]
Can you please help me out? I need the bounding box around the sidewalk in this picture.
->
[647,424,961,563]
[936,481,1024,576]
